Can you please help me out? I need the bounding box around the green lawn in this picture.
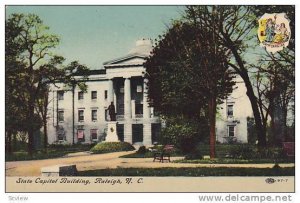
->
[120,151,183,158]
[5,144,94,161]
[121,144,294,164]
[77,167,295,176]
[174,158,295,164]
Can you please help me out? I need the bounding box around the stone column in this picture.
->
[124,123,132,143]
[124,77,132,143]
[108,79,114,104]
[124,77,132,119]
[131,100,136,119]
[143,123,152,146]
[143,78,152,145]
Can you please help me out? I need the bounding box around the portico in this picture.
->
[103,39,158,145]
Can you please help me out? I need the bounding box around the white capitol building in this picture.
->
[47,39,252,145]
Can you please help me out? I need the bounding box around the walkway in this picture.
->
[5,151,295,176]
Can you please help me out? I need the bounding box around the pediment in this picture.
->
[103,54,147,67]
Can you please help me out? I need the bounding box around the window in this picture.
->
[78,110,84,122]
[91,91,97,100]
[228,126,235,137]
[57,126,65,141]
[136,85,142,93]
[58,110,64,122]
[136,103,143,115]
[227,104,233,117]
[90,129,98,140]
[104,90,108,100]
[57,91,64,100]
[77,129,85,142]
[91,109,97,121]
[78,91,84,100]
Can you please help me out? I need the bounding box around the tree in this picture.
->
[145,20,235,158]
[6,13,30,154]
[251,58,294,145]
[184,5,295,147]
[64,61,89,144]
[35,56,65,151]
[251,6,295,144]
[184,6,269,146]
[5,13,63,155]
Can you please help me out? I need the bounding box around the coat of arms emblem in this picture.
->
[258,13,291,53]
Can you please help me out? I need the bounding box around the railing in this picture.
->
[223,136,237,144]
[116,115,124,121]
[135,114,143,118]
[110,114,160,122]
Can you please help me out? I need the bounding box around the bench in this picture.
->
[282,142,295,157]
[153,145,174,163]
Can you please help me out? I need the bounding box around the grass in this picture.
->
[120,151,184,158]
[90,142,135,154]
[174,158,294,164]
[5,144,94,161]
[120,144,248,159]
[77,167,295,176]
[120,143,294,164]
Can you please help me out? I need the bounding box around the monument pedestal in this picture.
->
[105,121,119,142]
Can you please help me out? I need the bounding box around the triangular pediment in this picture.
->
[103,54,147,67]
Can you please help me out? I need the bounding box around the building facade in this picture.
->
[47,39,160,146]
[47,39,252,145]
[216,76,252,143]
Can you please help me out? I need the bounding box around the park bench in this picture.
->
[153,145,174,163]
[282,142,295,157]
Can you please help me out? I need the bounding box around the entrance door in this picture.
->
[151,123,161,143]
[132,124,143,143]
[117,124,124,142]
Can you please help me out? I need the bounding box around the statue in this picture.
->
[108,102,116,121]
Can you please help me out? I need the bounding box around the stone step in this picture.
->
[41,164,77,177]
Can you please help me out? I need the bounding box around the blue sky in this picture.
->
[6,6,183,69]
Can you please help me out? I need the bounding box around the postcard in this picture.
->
[5,4,295,194]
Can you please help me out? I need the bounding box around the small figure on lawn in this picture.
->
[108,102,116,121]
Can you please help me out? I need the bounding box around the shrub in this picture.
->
[90,142,135,154]
[229,145,287,160]
[229,144,255,159]
[160,116,208,153]
[136,146,147,154]
[185,151,203,160]
[256,147,286,160]
[184,144,204,160]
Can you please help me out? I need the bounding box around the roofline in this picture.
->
[103,53,149,65]
[104,64,144,68]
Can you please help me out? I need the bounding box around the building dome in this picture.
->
[128,38,153,56]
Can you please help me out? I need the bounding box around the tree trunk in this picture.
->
[43,119,48,152]
[223,33,267,147]
[208,96,217,159]
[27,103,35,156]
[270,112,276,146]
[282,107,288,142]
[13,133,17,152]
[212,34,268,147]
[6,130,12,155]
[243,75,267,147]
[43,91,49,152]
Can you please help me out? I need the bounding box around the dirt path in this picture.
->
[5,151,295,176]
